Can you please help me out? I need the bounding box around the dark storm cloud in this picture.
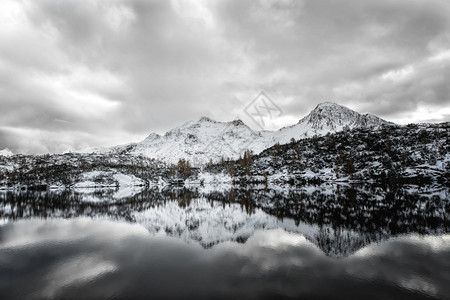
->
[0,0,449,153]
[211,0,450,117]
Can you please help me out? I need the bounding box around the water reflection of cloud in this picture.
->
[213,229,325,273]
[39,256,117,299]
[354,234,450,258]
[346,234,450,298]
[399,275,437,297]
[0,218,148,249]
[0,219,449,299]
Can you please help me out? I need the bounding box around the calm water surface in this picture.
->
[0,185,449,299]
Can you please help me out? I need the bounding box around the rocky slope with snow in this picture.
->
[123,117,267,165]
[272,102,392,145]
[106,102,391,165]
[207,122,450,186]
[0,148,14,157]
[1,121,447,190]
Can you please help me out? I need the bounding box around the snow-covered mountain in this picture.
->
[107,102,391,165]
[119,117,267,165]
[272,102,392,144]
[0,148,14,157]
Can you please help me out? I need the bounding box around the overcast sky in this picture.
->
[1,0,449,154]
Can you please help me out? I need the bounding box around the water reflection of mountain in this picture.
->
[0,184,448,256]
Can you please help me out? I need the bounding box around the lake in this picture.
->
[0,184,449,299]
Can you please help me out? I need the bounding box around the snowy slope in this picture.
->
[115,117,268,165]
[271,102,391,144]
[0,148,14,157]
[105,102,391,165]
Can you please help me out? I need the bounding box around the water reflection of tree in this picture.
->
[314,226,378,257]
[238,189,255,216]
[169,188,193,208]
[205,185,449,237]
[1,185,448,243]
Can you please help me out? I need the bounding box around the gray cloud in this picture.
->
[0,0,449,154]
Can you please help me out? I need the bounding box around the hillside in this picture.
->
[1,122,448,190]
[206,122,450,186]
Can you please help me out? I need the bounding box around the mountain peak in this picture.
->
[313,102,352,112]
[144,133,161,141]
[230,119,246,126]
[198,116,216,123]
[272,102,393,144]
[315,101,341,108]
